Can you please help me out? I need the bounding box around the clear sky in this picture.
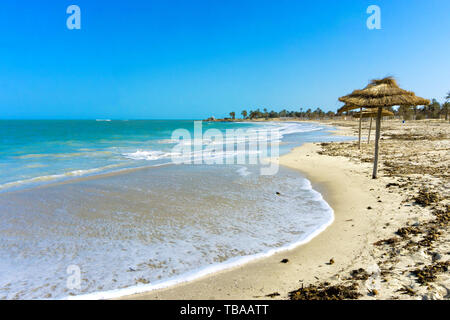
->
[0,0,449,119]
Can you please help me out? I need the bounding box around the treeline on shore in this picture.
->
[215,93,449,121]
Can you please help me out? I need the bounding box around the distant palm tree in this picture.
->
[229,112,235,120]
[446,91,450,101]
[241,110,247,119]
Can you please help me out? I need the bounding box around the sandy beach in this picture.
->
[121,119,449,300]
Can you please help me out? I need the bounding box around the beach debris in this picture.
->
[349,268,370,280]
[266,292,280,298]
[396,226,421,238]
[135,277,150,284]
[418,227,442,247]
[397,205,449,252]
[374,237,400,246]
[285,120,448,301]
[368,289,379,296]
[386,183,400,188]
[289,282,361,300]
[367,206,372,210]
[397,286,416,296]
[433,205,449,225]
[280,259,289,263]
[411,261,450,285]
[276,192,281,195]
[327,258,335,265]
[384,160,447,177]
[422,283,448,300]
[413,188,440,207]
[432,253,442,262]
[386,133,448,141]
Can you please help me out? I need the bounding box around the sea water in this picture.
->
[0,120,350,299]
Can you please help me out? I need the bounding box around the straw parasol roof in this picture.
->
[339,77,430,107]
[337,104,362,114]
[338,77,430,179]
[352,110,394,118]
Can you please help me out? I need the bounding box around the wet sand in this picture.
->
[120,119,449,300]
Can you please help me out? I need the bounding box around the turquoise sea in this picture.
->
[0,120,350,299]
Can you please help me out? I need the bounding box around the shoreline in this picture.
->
[76,119,449,300]
[66,123,343,300]
[119,119,449,300]
[116,126,382,300]
[69,177,334,300]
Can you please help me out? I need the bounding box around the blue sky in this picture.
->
[0,0,449,119]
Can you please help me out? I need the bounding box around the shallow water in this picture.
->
[0,120,351,299]
[0,120,327,191]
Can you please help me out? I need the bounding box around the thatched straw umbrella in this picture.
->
[339,77,429,179]
[352,110,394,118]
[338,104,365,149]
[352,109,394,144]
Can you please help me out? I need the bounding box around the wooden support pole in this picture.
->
[372,107,382,179]
[367,116,373,144]
[358,107,362,149]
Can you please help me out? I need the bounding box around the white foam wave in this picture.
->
[66,181,334,300]
[236,166,251,177]
[123,122,324,163]
[0,164,124,191]
[122,150,169,161]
